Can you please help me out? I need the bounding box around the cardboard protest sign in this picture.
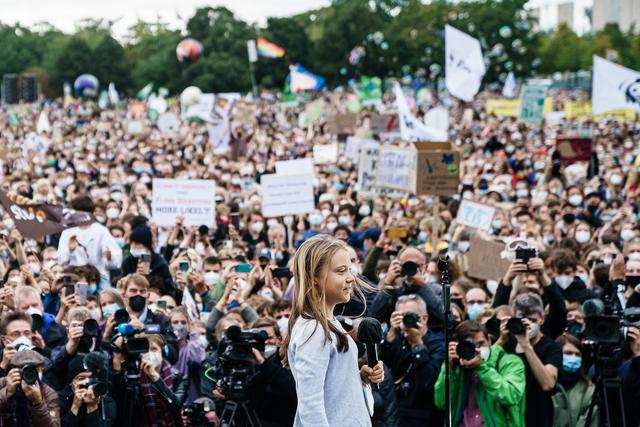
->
[345,137,377,162]
[157,113,181,135]
[313,143,338,164]
[467,236,511,281]
[327,113,357,135]
[411,141,461,196]
[0,190,94,239]
[519,84,547,124]
[486,99,521,117]
[456,200,496,231]
[234,102,256,127]
[261,173,315,217]
[276,158,314,178]
[357,144,380,196]
[556,137,592,164]
[376,147,413,192]
[152,179,216,227]
[370,113,399,133]
[304,99,325,126]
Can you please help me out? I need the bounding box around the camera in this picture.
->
[183,397,216,427]
[272,267,291,278]
[21,365,39,385]
[402,312,420,329]
[110,309,150,357]
[77,318,100,353]
[515,248,536,266]
[79,377,109,397]
[456,340,477,361]
[401,261,418,278]
[506,317,525,335]
[215,326,268,401]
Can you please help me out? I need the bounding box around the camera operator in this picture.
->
[247,317,297,427]
[111,274,178,363]
[111,333,184,427]
[620,324,640,426]
[493,255,567,339]
[0,344,60,427]
[435,320,526,427]
[370,247,443,330]
[61,352,116,426]
[380,294,444,426]
[509,293,563,427]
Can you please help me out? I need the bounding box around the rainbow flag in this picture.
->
[256,37,285,58]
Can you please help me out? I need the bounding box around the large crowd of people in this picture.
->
[0,86,638,427]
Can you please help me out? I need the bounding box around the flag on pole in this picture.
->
[247,40,258,63]
[136,83,154,100]
[37,111,51,134]
[445,25,486,102]
[289,64,325,92]
[256,37,285,58]
[592,55,640,115]
[108,83,119,105]
[394,83,448,142]
[502,72,517,99]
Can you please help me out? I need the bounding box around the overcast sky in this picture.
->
[1,0,330,38]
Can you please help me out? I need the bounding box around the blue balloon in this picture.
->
[74,74,100,97]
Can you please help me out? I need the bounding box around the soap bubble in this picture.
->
[499,26,512,38]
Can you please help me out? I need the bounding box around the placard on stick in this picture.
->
[467,236,511,282]
[261,173,314,218]
[556,137,592,164]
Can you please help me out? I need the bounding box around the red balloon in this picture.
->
[176,38,203,63]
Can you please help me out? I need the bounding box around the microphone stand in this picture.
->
[438,255,452,427]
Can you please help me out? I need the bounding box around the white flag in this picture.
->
[445,25,486,102]
[502,72,517,98]
[36,111,50,134]
[394,83,448,141]
[108,82,119,105]
[592,55,640,115]
[247,40,258,63]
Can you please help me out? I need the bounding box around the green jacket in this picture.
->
[434,344,526,427]
[552,381,598,427]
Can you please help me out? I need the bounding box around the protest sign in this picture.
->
[519,84,547,124]
[563,102,592,120]
[182,93,217,123]
[357,144,380,196]
[0,190,94,239]
[445,25,486,102]
[276,158,314,177]
[234,102,256,126]
[157,113,181,135]
[556,137,592,164]
[467,236,512,282]
[486,99,521,117]
[261,173,315,217]
[411,141,461,196]
[376,147,413,192]
[345,137,377,162]
[304,99,325,126]
[313,143,338,164]
[456,200,496,231]
[370,113,399,134]
[326,113,357,135]
[152,179,216,227]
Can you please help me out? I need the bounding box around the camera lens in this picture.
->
[402,312,420,329]
[506,317,525,335]
[456,340,477,360]
[31,314,43,332]
[90,380,108,397]
[401,261,418,277]
[83,319,99,337]
[114,308,130,325]
[21,365,39,385]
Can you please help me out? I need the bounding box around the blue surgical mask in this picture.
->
[130,248,147,258]
[466,303,485,321]
[562,354,582,373]
[102,303,120,318]
[418,231,428,243]
[88,284,97,294]
[309,214,323,227]
[115,237,126,249]
[338,216,351,226]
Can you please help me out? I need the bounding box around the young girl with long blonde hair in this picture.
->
[281,235,384,426]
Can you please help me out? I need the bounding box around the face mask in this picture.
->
[568,195,583,206]
[505,145,515,154]
[458,241,470,253]
[621,229,636,241]
[492,219,504,229]
[562,213,576,224]
[575,230,591,244]
[629,252,640,262]
[30,263,41,276]
[418,231,428,243]
[486,280,499,295]
[130,248,147,258]
[250,221,264,233]
[95,216,106,224]
[89,308,102,321]
[102,303,120,318]
[3,219,14,229]
[204,271,220,286]
[129,295,146,312]
[12,336,34,351]
[516,189,529,198]
[358,205,371,217]
[425,274,439,285]
[577,273,589,285]
[321,209,331,218]
[197,335,208,349]
[610,174,623,185]
[196,303,203,312]
[26,307,43,318]
[277,317,289,336]
[338,216,351,226]
[266,219,279,228]
[142,351,163,368]
[106,208,120,219]
[264,344,278,359]
[625,275,640,287]
[529,321,540,339]
[562,354,582,373]
[173,325,189,340]
[480,346,490,361]
[326,222,338,232]
[543,234,555,245]
[115,238,126,249]
[555,275,574,290]
[309,214,323,226]
[466,303,485,321]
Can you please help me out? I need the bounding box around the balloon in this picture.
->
[180,86,202,108]
[73,74,99,98]
[176,38,203,63]
[499,26,512,38]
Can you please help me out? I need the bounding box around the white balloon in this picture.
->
[180,86,203,108]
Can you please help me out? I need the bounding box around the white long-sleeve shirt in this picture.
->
[57,222,123,287]
[288,317,372,427]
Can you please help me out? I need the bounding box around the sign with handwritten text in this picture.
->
[456,199,496,231]
[376,147,412,192]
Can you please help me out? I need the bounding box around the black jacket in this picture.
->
[59,385,117,427]
[557,277,598,304]
[121,253,177,298]
[620,356,640,427]
[250,352,297,426]
[371,364,399,427]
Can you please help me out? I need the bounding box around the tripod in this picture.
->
[123,359,145,427]
[585,356,627,427]
[438,255,453,427]
[219,399,262,427]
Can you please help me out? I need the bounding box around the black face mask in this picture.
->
[587,204,599,215]
[129,295,146,313]
[563,213,576,224]
[625,276,640,288]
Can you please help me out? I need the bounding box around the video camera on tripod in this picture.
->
[109,308,156,359]
[583,298,640,349]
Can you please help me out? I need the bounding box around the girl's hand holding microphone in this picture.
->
[360,361,384,385]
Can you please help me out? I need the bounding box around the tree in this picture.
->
[538,24,590,73]
[93,36,132,92]
[49,36,94,94]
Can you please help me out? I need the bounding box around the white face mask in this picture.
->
[12,336,34,351]
[29,263,41,276]
[276,317,289,337]
[89,308,102,321]
[610,174,623,185]
[555,275,574,290]
[568,195,583,206]
[204,271,220,286]
[575,230,591,244]
[142,351,163,368]
[26,307,43,318]
[621,229,636,241]
[529,322,540,339]
[250,221,264,233]
[480,346,490,361]
[486,280,499,295]
[106,208,120,219]
[326,222,338,232]
[358,205,371,217]
[264,344,278,359]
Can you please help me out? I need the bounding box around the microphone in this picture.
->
[357,317,383,388]
[438,255,450,273]
[582,298,605,318]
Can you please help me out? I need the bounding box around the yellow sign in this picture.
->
[564,101,636,122]
[487,97,553,117]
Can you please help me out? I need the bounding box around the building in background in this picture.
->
[592,0,640,31]
[526,0,593,35]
